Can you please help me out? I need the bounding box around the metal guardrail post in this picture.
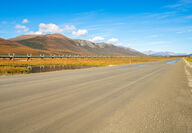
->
[27,54,32,61]
[8,53,15,60]
[40,54,44,59]
[50,54,55,59]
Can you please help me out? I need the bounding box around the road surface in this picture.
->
[0,58,192,133]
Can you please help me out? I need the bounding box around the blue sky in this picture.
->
[0,0,192,53]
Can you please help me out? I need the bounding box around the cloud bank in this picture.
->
[89,36,104,42]
[72,29,88,37]
[107,38,119,44]
[15,24,29,32]
[22,19,29,24]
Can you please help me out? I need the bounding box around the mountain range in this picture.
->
[0,34,145,56]
[143,50,188,56]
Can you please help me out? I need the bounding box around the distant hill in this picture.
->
[10,34,91,55]
[74,40,145,56]
[0,38,50,55]
[143,50,187,56]
[6,33,145,56]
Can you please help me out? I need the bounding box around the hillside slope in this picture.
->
[12,34,92,55]
[0,38,50,55]
[9,34,145,56]
[75,40,145,56]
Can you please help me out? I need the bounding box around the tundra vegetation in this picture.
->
[0,56,174,74]
[185,57,192,64]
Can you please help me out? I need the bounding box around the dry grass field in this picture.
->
[0,66,30,74]
[0,57,174,74]
[185,57,192,64]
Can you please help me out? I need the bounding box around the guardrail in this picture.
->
[0,54,133,60]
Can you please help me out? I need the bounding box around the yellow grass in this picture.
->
[0,57,174,74]
[185,57,192,64]
[0,66,30,74]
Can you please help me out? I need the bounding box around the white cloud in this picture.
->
[72,29,88,37]
[22,19,29,24]
[107,38,119,44]
[38,23,64,34]
[15,24,29,32]
[64,25,76,31]
[89,36,104,42]
[27,31,42,35]
[126,43,133,47]
[115,42,132,47]
[27,23,69,35]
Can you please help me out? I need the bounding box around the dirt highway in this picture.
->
[0,59,192,133]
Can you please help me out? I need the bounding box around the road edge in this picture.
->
[184,58,192,68]
[183,58,192,93]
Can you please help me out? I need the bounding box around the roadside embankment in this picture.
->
[0,57,175,74]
